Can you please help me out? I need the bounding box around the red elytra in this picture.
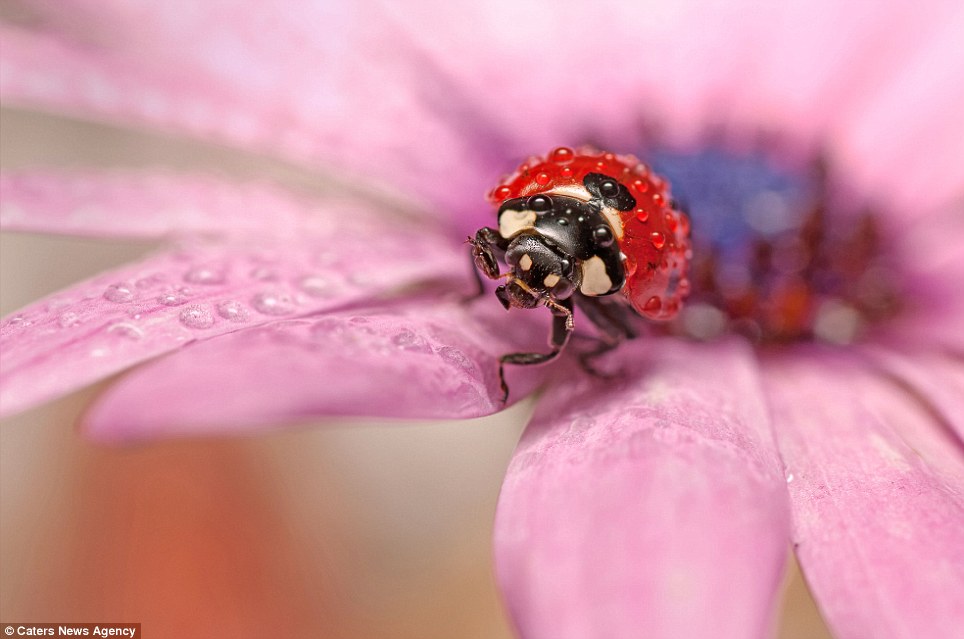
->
[487,146,692,320]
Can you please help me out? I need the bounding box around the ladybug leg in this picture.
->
[498,296,573,403]
[466,227,507,298]
[573,295,638,377]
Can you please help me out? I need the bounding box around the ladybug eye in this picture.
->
[599,180,620,198]
[527,194,553,212]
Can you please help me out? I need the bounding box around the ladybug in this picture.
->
[469,146,691,400]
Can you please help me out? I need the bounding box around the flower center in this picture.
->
[647,143,902,344]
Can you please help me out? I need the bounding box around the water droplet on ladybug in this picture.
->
[560,166,573,178]
[527,194,553,212]
[593,225,614,247]
[635,207,649,222]
[644,296,662,312]
[493,185,512,201]
[535,172,551,186]
[650,231,666,249]
[550,147,575,163]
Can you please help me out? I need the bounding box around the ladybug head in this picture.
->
[496,233,576,310]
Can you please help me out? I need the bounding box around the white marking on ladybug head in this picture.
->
[599,206,625,240]
[579,255,613,296]
[499,209,536,239]
[519,254,533,271]
[543,273,561,288]
[548,184,593,201]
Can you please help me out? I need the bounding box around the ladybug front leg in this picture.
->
[573,295,639,377]
[498,296,573,402]
[466,227,508,297]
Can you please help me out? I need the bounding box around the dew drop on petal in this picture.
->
[179,305,215,329]
[103,284,134,303]
[392,329,433,354]
[309,317,345,339]
[299,275,332,298]
[58,312,81,328]
[216,300,249,322]
[250,266,278,281]
[251,291,295,316]
[157,292,188,306]
[438,346,475,373]
[135,274,166,289]
[184,266,226,285]
[107,322,144,340]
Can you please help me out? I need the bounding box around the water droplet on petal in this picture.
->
[157,292,187,306]
[299,275,332,297]
[251,291,295,316]
[309,317,345,339]
[179,305,215,329]
[184,266,226,285]
[438,346,475,373]
[392,329,433,354]
[103,284,134,303]
[58,312,81,328]
[107,322,144,340]
[136,274,166,289]
[216,300,249,322]
[250,266,278,281]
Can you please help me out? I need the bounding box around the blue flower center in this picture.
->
[646,143,900,344]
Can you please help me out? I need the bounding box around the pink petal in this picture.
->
[764,350,964,639]
[860,346,964,443]
[0,170,374,238]
[82,299,549,441]
[494,339,790,639]
[0,211,465,418]
[379,0,962,213]
[0,14,505,226]
[833,3,964,214]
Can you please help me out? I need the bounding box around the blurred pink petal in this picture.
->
[494,339,790,639]
[0,210,465,418]
[833,3,964,213]
[0,171,367,238]
[379,0,963,214]
[765,351,964,639]
[860,346,964,446]
[0,10,505,223]
[82,300,548,441]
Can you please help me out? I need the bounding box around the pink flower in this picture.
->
[2,1,962,638]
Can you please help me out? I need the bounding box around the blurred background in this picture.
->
[1,109,833,638]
